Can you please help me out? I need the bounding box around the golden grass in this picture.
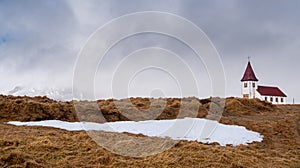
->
[0,95,299,167]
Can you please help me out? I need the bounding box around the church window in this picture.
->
[244,83,247,88]
[265,97,267,101]
[252,83,255,87]
[275,98,278,102]
[270,97,273,102]
[281,98,284,102]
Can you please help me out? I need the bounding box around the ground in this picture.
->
[0,95,299,167]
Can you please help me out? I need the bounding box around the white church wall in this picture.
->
[255,91,263,100]
[241,81,258,99]
[258,95,286,105]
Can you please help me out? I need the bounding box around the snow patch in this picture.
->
[7,118,263,146]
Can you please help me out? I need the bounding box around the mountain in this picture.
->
[7,86,73,101]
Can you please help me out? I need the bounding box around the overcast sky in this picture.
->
[0,0,299,103]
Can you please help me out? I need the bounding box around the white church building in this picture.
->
[241,61,287,104]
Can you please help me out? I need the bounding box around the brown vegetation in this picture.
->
[0,95,77,122]
[0,95,299,167]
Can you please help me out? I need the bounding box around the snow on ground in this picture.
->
[7,118,263,146]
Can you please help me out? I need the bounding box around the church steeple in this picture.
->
[241,61,258,82]
[241,61,259,99]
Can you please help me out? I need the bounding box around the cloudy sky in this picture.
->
[0,0,299,103]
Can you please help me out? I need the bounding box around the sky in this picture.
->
[0,0,299,103]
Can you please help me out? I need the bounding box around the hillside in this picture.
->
[0,95,299,167]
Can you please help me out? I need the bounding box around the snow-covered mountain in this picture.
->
[7,86,74,101]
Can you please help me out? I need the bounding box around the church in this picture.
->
[241,61,287,104]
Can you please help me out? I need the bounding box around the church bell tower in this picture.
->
[241,61,258,99]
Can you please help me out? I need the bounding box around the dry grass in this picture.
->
[0,95,77,122]
[0,95,299,167]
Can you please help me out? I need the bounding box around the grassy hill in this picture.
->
[0,95,299,167]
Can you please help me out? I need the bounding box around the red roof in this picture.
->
[241,61,258,81]
[257,85,287,97]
